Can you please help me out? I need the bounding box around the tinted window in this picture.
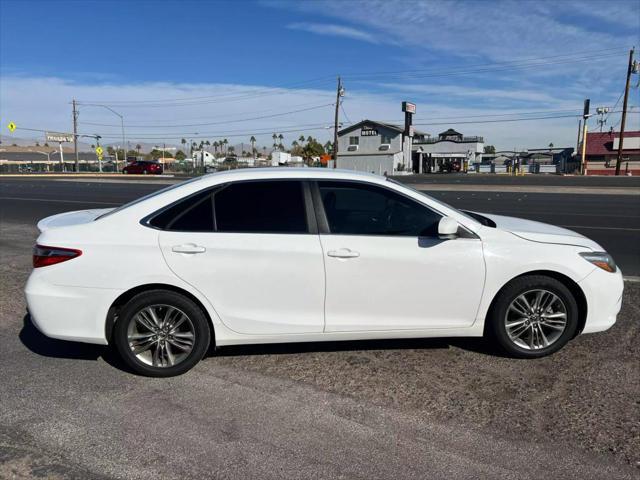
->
[215,181,307,233]
[149,190,214,231]
[319,181,441,236]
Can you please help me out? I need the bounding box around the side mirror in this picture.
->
[438,216,459,240]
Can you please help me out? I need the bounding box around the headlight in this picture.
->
[579,252,617,273]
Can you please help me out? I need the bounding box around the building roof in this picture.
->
[585,131,640,156]
[439,128,462,137]
[338,120,404,136]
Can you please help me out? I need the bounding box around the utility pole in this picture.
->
[615,47,636,175]
[332,76,344,168]
[581,99,590,175]
[72,99,79,172]
[576,118,582,155]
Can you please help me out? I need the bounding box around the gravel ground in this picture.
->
[0,220,638,478]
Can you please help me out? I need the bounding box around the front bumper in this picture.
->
[578,267,624,334]
[25,272,123,345]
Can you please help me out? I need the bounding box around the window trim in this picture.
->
[311,179,446,238]
[141,179,316,235]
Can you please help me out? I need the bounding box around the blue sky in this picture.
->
[1,0,638,149]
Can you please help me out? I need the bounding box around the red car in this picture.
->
[122,161,163,175]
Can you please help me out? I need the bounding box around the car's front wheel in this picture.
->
[113,290,211,377]
[487,275,579,358]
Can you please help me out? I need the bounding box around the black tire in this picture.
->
[487,275,578,358]
[113,290,211,377]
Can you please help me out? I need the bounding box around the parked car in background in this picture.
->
[122,160,163,175]
[25,169,623,377]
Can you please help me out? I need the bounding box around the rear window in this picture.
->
[96,177,203,221]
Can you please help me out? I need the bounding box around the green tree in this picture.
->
[324,141,333,153]
[175,150,186,161]
[299,135,305,144]
[483,145,496,154]
[147,149,174,160]
[302,137,325,159]
[135,144,142,155]
[250,136,256,157]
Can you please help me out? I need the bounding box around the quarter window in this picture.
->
[149,190,214,231]
[380,134,392,144]
[214,181,307,233]
[318,181,441,236]
[349,136,359,145]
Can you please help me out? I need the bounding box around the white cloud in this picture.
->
[287,22,380,44]
[3,75,636,151]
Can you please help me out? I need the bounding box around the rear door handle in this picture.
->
[327,248,360,259]
[172,243,206,254]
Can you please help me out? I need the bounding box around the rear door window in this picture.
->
[214,181,308,233]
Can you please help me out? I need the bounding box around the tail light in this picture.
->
[33,245,82,268]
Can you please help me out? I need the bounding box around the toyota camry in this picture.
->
[25,169,623,376]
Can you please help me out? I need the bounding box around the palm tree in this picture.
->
[205,140,211,151]
[213,141,219,156]
[278,134,284,148]
[223,139,228,155]
[135,144,141,155]
[299,135,305,144]
[250,136,256,158]
[181,138,186,150]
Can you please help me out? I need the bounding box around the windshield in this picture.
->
[386,178,480,224]
[95,177,203,220]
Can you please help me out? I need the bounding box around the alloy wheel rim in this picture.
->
[504,289,567,350]
[127,304,195,367]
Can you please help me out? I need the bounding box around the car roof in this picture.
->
[197,167,387,185]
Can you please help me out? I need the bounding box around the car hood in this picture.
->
[474,212,603,250]
[37,208,115,232]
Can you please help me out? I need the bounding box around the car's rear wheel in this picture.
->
[487,275,578,358]
[113,290,210,377]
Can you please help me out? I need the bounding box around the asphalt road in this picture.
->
[1,176,639,479]
[1,177,638,275]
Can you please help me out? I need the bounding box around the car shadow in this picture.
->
[19,314,137,373]
[19,313,506,374]
[210,335,504,358]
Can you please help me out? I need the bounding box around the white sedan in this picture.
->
[25,169,623,376]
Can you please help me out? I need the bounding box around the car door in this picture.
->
[314,180,485,332]
[155,180,325,335]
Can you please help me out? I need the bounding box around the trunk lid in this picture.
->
[37,208,115,232]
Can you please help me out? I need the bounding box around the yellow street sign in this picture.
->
[7,122,16,133]
[95,146,103,155]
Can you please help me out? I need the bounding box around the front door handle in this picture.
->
[172,243,206,254]
[327,248,360,259]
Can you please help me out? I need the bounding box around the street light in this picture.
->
[78,103,126,171]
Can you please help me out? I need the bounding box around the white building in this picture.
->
[412,129,484,173]
[336,120,410,174]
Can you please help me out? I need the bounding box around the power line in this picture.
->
[80,124,337,141]
[79,103,334,129]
